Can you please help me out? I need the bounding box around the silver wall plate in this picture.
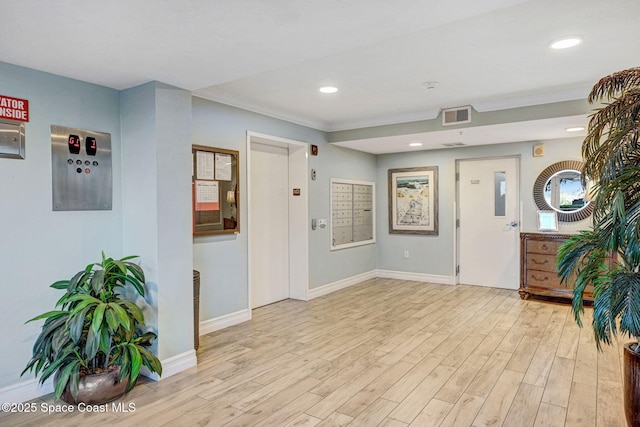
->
[51,125,112,211]
[0,120,25,159]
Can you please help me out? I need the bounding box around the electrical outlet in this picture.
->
[404,251,409,259]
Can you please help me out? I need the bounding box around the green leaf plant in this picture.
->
[557,67,640,351]
[22,253,162,401]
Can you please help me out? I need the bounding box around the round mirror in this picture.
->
[544,170,589,212]
[533,161,593,222]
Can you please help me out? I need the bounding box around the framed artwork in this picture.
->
[388,166,438,235]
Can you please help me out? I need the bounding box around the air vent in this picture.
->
[442,142,466,147]
[442,106,471,126]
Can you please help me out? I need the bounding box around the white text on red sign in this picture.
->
[0,95,29,122]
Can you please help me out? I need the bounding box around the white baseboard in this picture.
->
[2,349,198,403]
[376,269,456,285]
[307,269,454,300]
[199,308,251,336]
[0,378,53,405]
[308,270,377,300]
[142,349,197,381]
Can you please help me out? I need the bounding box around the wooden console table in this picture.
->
[519,232,591,301]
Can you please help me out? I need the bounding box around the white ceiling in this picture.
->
[2,0,638,153]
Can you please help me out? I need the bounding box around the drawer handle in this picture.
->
[531,259,548,265]
[542,244,548,250]
[532,274,548,281]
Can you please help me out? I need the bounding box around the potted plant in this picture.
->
[22,253,162,404]
[557,67,640,427]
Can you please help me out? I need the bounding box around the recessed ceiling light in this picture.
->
[550,37,582,50]
[319,86,338,94]
[409,142,423,147]
[565,126,585,132]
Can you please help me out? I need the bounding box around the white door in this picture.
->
[250,142,289,308]
[458,157,520,289]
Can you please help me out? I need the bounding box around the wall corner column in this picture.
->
[120,82,195,375]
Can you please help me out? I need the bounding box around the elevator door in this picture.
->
[250,142,289,308]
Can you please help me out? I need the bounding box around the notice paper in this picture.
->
[196,151,215,180]
[195,180,219,211]
[215,153,232,181]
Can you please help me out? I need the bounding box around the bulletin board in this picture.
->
[331,179,375,250]
[192,145,239,236]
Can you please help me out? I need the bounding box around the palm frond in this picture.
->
[588,67,640,103]
[558,67,640,350]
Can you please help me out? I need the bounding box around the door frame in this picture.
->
[247,131,309,309]
[454,155,521,286]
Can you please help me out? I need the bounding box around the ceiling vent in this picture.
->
[442,106,471,126]
[442,142,466,147]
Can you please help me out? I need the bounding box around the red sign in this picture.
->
[0,94,29,122]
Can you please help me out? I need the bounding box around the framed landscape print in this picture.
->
[388,166,438,235]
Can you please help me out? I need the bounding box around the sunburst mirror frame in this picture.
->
[533,160,594,222]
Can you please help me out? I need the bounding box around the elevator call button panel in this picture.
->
[51,125,112,211]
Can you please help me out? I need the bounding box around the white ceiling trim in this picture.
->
[472,85,592,112]
[332,115,589,154]
[192,92,331,132]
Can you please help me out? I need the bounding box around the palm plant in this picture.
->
[22,253,162,401]
[557,67,640,349]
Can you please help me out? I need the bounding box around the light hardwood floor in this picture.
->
[2,279,627,426]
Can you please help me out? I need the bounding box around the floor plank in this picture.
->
[534,403,567,427]
[565,381,596,427]
[2,279,625,427]
[472,369,524,427]
[408,398,453,427]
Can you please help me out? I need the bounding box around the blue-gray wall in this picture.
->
[375,137,588,277]
[0,62,123,388]
[1,65,194,392]
[121,82,194,361]
[191,97,377,322]
[309,143,377,286]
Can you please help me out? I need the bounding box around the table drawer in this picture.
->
[525,253,557,273]
[526,240,561,255]
[526,270,562,289]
